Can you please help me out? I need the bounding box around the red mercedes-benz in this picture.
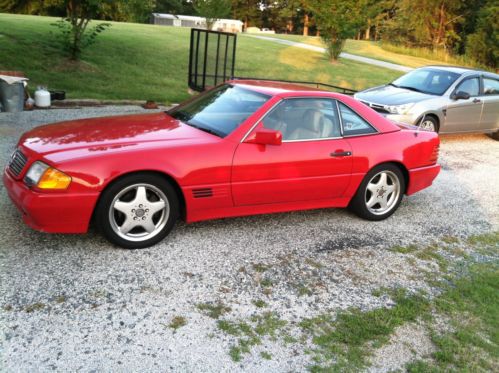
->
[3,81,440,248]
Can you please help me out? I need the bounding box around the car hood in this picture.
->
[355,85,436,105]
[19,112,208,156]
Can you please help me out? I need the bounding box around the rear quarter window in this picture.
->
[339,103,377,136]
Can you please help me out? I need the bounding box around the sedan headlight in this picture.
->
[386,103,415,115]
[24,161,71,190]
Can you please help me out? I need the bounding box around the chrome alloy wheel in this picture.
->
[364,170,401,216]
[420,119,436,132]
[109,183,170,242]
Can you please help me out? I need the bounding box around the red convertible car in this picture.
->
[3,81,440,248]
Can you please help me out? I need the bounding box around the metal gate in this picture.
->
[188,29,237,92]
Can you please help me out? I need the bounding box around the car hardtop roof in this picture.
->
[228,79,329,96]
[420,65,498,77]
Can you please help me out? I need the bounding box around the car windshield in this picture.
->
[391,68,460,95]
[168,84,270,137]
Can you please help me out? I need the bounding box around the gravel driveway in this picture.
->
[0,107,498,371]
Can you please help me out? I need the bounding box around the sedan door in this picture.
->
[479,77,499,131]
[231,98,352,206]
[443,76,482,132]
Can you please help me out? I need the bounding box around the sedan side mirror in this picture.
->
[452,91,470,100]
[245,128,282,146]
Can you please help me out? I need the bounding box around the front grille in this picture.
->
[371,104,389,113]
[360,100,390,114]
[8,149,28,177]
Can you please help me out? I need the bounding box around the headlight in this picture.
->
[24,161,71,190]
[25,161,49,185]
[386,103,415,115]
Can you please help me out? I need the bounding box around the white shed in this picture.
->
[151,13,243,33]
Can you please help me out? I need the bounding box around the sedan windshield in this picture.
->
[168,84,270,137]
[391,68,460,95]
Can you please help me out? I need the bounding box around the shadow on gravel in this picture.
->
[316,235,381,252]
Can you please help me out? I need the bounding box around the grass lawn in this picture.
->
[267,34,482,69]
[0,14,402,103]
[213,232,499,370]
[302,233,499,371]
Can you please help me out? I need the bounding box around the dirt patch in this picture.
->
[368,322,435,372]
[54,59,99,73]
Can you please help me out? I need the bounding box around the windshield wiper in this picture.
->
[389,83,399,87]
[398,85,424,93]
[186,122,224,138]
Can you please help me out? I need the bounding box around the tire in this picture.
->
[490,131,499,141]
[95,173,179,249]
[349,164,405,221]
[418,115,439,132]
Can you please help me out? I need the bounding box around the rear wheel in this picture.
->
[349,164,405,221]
[95,173,179,249]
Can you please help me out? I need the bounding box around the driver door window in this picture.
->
[455,78,479,97]
[262,98,341,141]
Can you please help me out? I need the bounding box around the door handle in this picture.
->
[473,98,481,104]
[330,151,352,157]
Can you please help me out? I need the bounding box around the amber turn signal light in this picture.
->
[37,168,72,190]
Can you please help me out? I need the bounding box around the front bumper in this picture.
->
[406,164,441,196]
[3,168,99,233]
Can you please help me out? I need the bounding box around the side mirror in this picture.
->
[452,91,470,100]
[245,128,282,146]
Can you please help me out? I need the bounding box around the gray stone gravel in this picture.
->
[0,107,498,371]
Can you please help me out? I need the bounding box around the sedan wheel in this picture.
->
[418,116,438,132]
[349,164,405,221]
[96,173,179,249]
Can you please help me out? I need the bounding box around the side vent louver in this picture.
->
[192,188,213,198]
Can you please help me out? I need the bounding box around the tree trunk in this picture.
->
[365,19,371,40]
[303,13,309,36]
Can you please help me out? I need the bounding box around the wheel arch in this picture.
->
[90,170,187,226]
[369,161,409,194]
[416,112,441,132]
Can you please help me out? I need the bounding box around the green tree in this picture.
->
[155,0,179,13]
[52,0,111,60]
[0,0,65,14]
[193,0,231,30]
[231,0,260,30]
[381,0,466,51]
[123,0,156,23]
[358,0,397,41]
[465,0,498,68]
[308,0,364,61]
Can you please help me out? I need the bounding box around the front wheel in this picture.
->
[349,164,405,221]
[95,173,179,249]
[418,116,439,132]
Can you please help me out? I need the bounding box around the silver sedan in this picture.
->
[354,66,499,138]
